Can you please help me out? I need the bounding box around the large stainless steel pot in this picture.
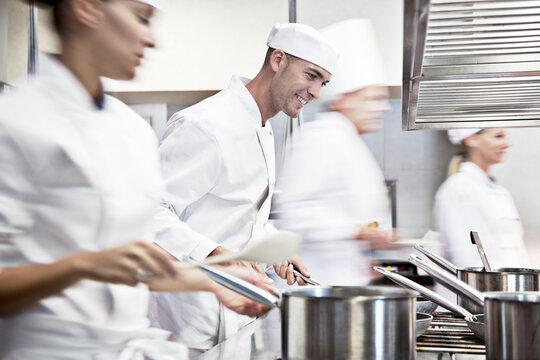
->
[198,265,417,360]
[281,286,417,360]
[415,244,540,313]
[484,292,540,360]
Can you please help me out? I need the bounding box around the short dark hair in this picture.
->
[263,47,297,68]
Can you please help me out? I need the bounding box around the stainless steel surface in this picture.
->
[484,292,540,360]
[417,312,485,357]
[414,244,457,275]
[374,266,473,318]
[195,308,485,360]
[457,267,540,314]
[409,255,486,308]
[414,243,540,313]
[402,0,540,130]
[469,231,491,272]
[291,269,326,286]
[281,286,417,360]
[198,265,279,307]
[375,266,485,339]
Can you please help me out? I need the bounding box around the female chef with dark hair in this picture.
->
[0,0,268,358]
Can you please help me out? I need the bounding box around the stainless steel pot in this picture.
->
[198,265,418,360]
[281,286,417,360]
[484,292,540,360]
[415,244,540,313]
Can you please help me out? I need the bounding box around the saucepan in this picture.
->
[414,243,540,314]
[416,296,437,315]
[374,266,485,339]
[199,265,417,360]
[407,256,540,359]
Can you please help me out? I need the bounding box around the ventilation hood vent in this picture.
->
[403,0,540,130]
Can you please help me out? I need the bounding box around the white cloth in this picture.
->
[433,161,528,269]
[447,129,481,145]
[0,55,186,359]
[150,76,277,349]
[272,112,391,285]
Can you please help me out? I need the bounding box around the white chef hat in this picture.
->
[266,23,340,75]
[317,18,387,101]
[447,129,482,145]
[136,0,162,8]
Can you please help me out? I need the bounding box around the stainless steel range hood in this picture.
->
[403,0,540,130]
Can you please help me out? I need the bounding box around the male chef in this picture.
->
[149,23,339,352]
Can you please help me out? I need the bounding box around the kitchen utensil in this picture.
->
[178,230,302,268]
[484,292,540,360]
[374,266,485,339]
[470,231,492,272]
[291,268,326,286]
[416,297,437,315]
[199,265,417,360]
[414,243,540,314]
[416,312,433,337]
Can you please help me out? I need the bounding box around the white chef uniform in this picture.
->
[272,111,391,286]
[0,55,186,359]
[434,161,528,269]
[149,76,276,350]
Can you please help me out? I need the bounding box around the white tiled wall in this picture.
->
[363,100,456,239]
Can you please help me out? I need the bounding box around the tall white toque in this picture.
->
[318,18,387,101]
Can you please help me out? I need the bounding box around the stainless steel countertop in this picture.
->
[195,308,485,360]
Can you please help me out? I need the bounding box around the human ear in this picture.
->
[464,135,479,148]
[270,50,286,72]
[70,0,103,29]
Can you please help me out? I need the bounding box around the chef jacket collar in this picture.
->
[460,161,497,187]
[38,54,107,112]
[228,76,263,127]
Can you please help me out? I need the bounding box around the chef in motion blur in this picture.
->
[0,0,268,358]
[272,19,393,286]
[150,23,339,352]
[434,129,528,269]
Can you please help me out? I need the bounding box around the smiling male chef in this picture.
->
[149,23,339,352]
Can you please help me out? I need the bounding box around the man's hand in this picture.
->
[355,227,397,250]
[209,265,273,317]
[273,255,310,286]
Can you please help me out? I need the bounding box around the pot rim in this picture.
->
[484,291,540,303]
[281,285,418,300]
[458,267,540,275]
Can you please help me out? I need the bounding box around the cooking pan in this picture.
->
[416,312,433,337]
[406,257,540,359]
[414,243,540,314]
[374,266,485,339]
[416,297,437,315]
[199,265,417,360]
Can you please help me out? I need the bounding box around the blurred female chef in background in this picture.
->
[434,129,528,269]
[272,19,394,286]
[0,0,268,358]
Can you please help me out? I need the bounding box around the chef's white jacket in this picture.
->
[0,55,186,359]
[272,112,391,285]
[150,76,276,349]
[434,161,528,269]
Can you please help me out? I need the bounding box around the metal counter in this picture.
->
[195,308,485,360]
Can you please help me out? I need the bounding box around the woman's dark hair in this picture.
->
[28,0,65,35]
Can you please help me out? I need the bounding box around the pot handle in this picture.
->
[408,254,485,308]
[414,244,458,275]
[374,266,473,318]
[198,265,279,308]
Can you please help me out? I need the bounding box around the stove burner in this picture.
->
[416,312,485,355]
